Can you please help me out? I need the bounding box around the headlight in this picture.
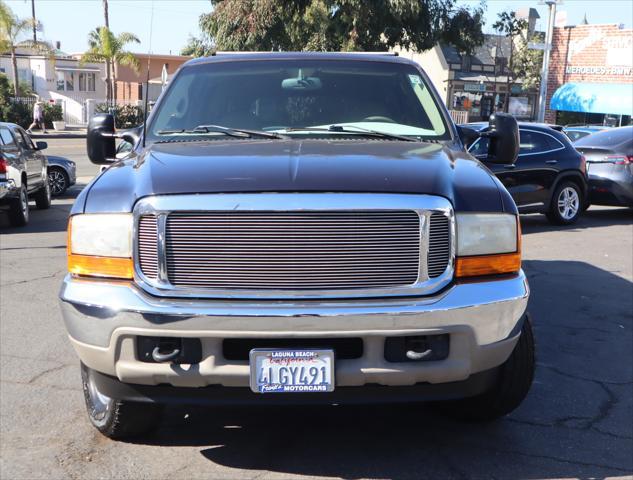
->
[455,213,521,278]
[67,214,134,279]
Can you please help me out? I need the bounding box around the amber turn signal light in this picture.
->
[67,253,134,279]
[455,252,521,278]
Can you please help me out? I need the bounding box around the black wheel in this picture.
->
[437,314,535,422]
[8,183,29,226]
[81,363,162,439]
[546,181,582,225]
[34,177,52,209]
[48,167,69,196]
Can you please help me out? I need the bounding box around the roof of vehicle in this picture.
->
[574,125,633,149]
[461,122,563,132]
[564,126,607,132]
[184,51,415,68]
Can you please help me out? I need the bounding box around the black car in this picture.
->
[574,126,633,208]
[463,122,588,224]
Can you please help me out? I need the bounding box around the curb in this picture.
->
[31,133,86,139]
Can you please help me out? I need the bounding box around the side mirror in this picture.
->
[87,114,116,164]
[35,141,47,150]
[485,113,519,164]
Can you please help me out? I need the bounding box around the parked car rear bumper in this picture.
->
[0,179,19,204]
[59,271,529,391]
[589,174,633,207]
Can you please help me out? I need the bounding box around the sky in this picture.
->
[4,0,633,56]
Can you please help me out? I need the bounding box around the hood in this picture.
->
[77,139,509,214]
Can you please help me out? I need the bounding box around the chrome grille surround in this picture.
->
[133,194,455,299]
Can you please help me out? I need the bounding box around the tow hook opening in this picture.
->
[136,336,202,364]
[384,334,450,363]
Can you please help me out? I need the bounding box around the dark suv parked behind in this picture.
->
[463,122,588,224]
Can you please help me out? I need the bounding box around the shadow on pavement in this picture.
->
[128,259,632,479]
[521,206,632,235]
[0,184,84,234]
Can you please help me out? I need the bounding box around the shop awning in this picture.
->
[550,83,633,116]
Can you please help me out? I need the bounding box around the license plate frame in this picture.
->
[249,348,335,393]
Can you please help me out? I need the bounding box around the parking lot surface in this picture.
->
[0,139,631,479]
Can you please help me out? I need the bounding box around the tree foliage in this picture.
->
[81,26,140,102]
[512,33,543,91]
[186,0,485,55]
[492,10,528,112]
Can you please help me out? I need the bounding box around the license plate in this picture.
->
[249,349,335,393]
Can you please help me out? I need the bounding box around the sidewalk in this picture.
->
[31,128,86,139]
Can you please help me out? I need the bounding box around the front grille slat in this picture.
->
[138,215,158,279]
[137,207,453,295]
[427,213,451,278]
[163,210,420,291]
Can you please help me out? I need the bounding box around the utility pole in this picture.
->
[31,0,36,43]
[537,0,560,123]
[102,0,112,103]
[103,0,109,28]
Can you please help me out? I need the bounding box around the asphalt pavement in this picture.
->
[0,138,631,479]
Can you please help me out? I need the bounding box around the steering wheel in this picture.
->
[362,116,396,123]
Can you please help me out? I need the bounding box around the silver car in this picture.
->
[47,156,76,196]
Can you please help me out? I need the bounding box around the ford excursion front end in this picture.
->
[59,53,533,439]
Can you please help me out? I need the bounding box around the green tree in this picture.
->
[512,32,544,91]
[0,0,53,97]
[186,0,485,55]
[81,26,140,103]
[492,10,528,112]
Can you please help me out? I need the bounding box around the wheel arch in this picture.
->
[546,171,587,210]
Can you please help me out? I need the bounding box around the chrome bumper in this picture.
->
[59,271,529,387]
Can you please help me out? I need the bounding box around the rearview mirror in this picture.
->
[87,114,116,164]
[35,141,47,150]
[485,113,519,164]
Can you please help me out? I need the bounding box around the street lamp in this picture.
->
[537,0,563,123]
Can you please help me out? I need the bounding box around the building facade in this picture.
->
[114,53,190,103]
[545,23,632,126]
[399,32,540,123]
[0,48,107,125]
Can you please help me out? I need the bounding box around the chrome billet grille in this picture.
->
[138,215,158,279]
[163,211,421,290]
[427,213,450,278]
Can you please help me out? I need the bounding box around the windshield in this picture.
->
[147,59,450,142]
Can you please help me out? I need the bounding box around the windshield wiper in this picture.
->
[279,125,418,142]
[157,124,287,139]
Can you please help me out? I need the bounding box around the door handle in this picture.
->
[503,164,516,169]
[545,160,558,164]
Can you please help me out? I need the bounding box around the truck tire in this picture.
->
[8,183,29,227]
[34,178,52,209]
[80,363,162,439]
[437,314,535,421]
[546,181,582,225]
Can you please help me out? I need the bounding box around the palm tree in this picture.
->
[0,0,53,97]
[82,27,140,103]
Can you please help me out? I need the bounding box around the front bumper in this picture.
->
[59,271,529,389]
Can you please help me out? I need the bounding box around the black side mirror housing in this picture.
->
[485,113,519,164]
[87,114,116,164]
[35,141,47,150]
